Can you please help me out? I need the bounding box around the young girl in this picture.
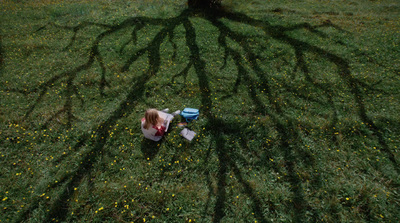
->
[141,109,179,141]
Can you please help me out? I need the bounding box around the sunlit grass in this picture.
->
[1,0,399,222]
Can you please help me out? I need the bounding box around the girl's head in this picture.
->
[144,109,159,129]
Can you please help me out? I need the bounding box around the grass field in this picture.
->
[1,0,400,222]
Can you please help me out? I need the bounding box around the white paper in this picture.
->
[180,128,196,141]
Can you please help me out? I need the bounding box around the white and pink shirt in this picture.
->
[141,117,166,141]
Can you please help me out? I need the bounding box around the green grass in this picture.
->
[1,0,400,222]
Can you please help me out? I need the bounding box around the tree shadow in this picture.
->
[141,138,161,160]
[199,8,397,222]
[8,5,398,223]
[0,34,4,76]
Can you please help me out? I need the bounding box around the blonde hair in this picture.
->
[143,109,159,129]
